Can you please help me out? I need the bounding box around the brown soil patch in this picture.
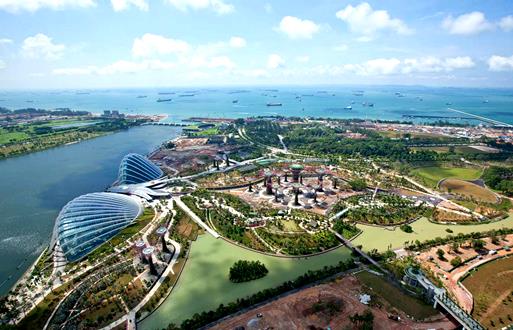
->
[210,275,456,330]
[440,179,498,204]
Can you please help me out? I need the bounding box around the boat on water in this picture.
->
[353,92,364,96]
[232,100,238,103]
[344,105,352,110]
[136,95,147,98]
[446,102,452,106]
[158,92,175,95]
[179,94,195,97]
[266,102,282,107]
[483,100,489,103]
[157,98,172,102]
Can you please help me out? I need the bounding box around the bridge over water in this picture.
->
[434,293,484,330]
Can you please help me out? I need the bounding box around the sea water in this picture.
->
[1,86,512,125]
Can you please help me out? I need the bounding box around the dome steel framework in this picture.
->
[52,192,143,262]
[117,153,164,185]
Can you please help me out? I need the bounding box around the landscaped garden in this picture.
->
[337,193,427,226]
[410,165,482,188]
[439,178,498,203]
[138,234,352,330]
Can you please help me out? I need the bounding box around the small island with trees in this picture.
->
[229,260,269,283]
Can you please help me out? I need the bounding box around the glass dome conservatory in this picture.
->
[52,192,143,262]
[117,153,163,185]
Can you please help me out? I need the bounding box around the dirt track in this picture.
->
[210,275,457,330]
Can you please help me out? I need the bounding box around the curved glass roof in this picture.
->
[117,153,164,185]
[54,192,142,262]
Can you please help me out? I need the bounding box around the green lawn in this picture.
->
[463,257,513,328]
[410,166,483,188]
[352,214,513,252]
[0,128,30,144]
[356,271,438,320]
[139,234,351,329]
[195,127,219,136]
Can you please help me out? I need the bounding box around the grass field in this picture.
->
[139,234,351,329]
[0,128,30,144]
[352,214,513,252]
[411,146,491,154]
[463,256,513,329]
[439,179,498,203]
[410,166,483,188]
[356,271,438,320]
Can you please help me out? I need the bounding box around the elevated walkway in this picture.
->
[434,293,484,330]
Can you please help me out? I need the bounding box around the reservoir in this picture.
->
[0,125,181,295]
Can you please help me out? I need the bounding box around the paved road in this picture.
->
[174,196,220,238]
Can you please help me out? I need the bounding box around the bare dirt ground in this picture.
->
[416,234,513,313]
[210,275,457,330]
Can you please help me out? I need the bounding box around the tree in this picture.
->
[472,239,485,250]
[451,242,459,253]
[229,260,268,283]
[436,248,445,260]
[400,224,413,233]
[348,178,367,191]
[450,256,462,268]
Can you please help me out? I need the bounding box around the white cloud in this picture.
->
[355,58,401,75]
[0,60,5,70]
[319,56,475,77]
[164,0,234,15]
[111,0,148,11]
[132,33,190,58]
[499,15,513,32]
[488,55,513,71]
[296,55,310,63]
[277,16,320,39]
[442,12,493,35]
[53,59,178,75]
[356,36,373,42]
[402,56,474,73]
[229,36,246,48]
[207,56,235,69]
[53,67,94,75]
[443,56,475,70]
[263,3,272,13]
[336,2,413,37]
[232,68,270,78]
[0,38,13,45]
[22,33,65,60]
[0,0,95,12]
[267,54,284,69]
[333,43,348,51]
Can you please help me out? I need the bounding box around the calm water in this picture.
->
[1,86,513,125]
[0,125,181,294]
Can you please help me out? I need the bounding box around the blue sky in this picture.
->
[0,0,512,89]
